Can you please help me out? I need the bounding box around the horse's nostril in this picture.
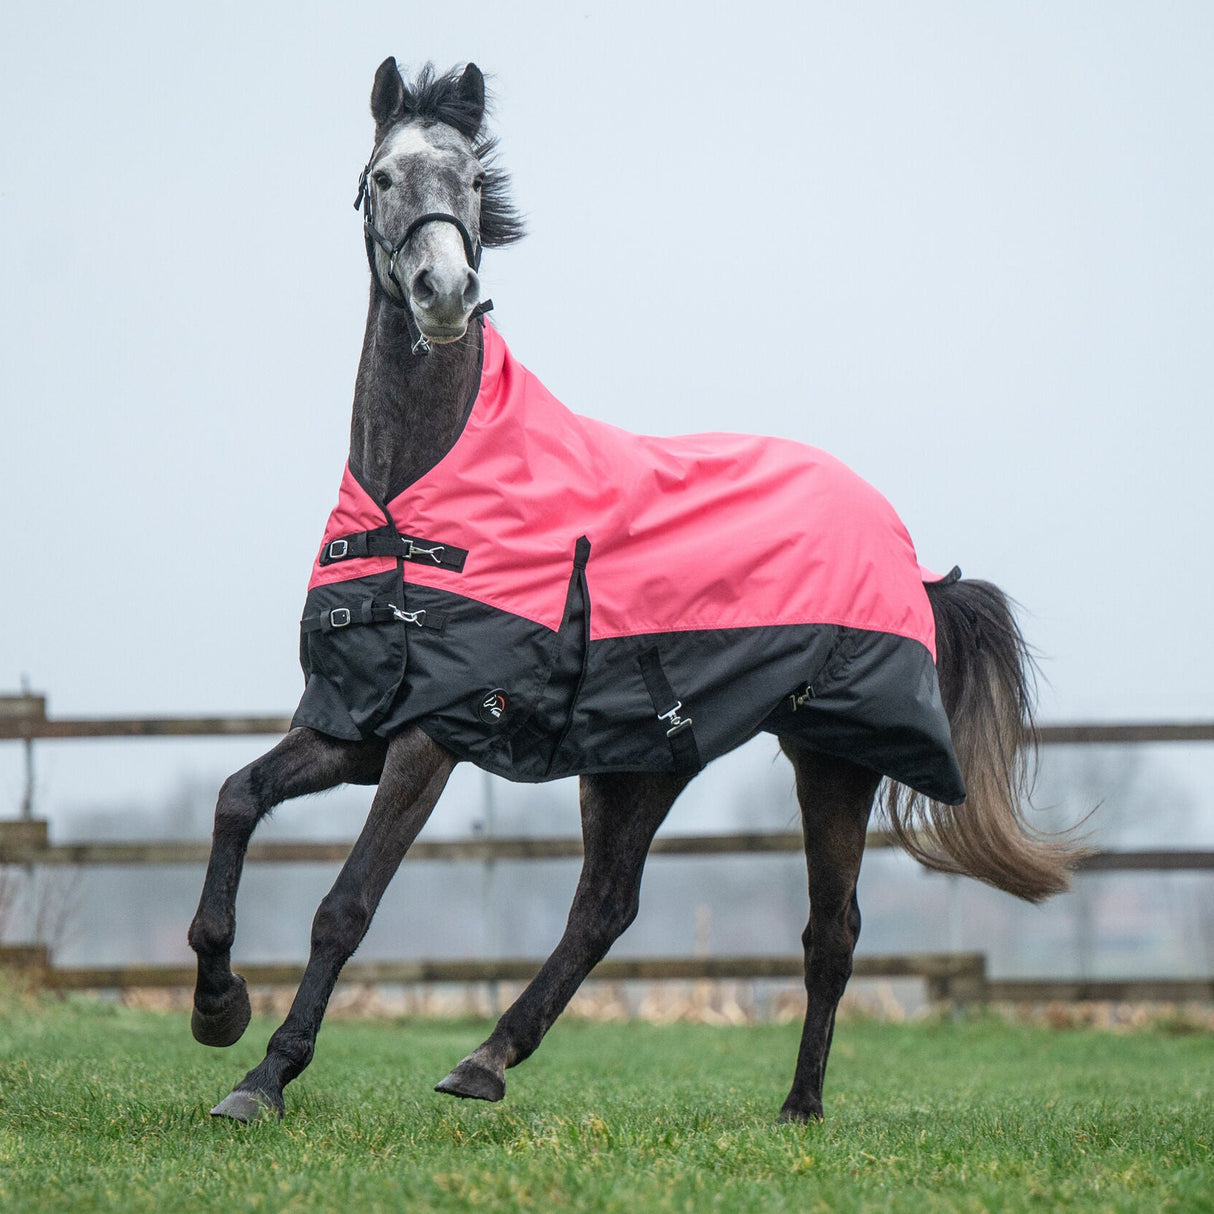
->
[411,269,436,306]
[462,270,481,310]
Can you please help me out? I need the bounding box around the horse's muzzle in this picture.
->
[410,264,480,341]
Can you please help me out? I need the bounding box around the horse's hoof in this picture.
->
[191,974,251,1047]
[434,1059,506,1102]
[777,1103,823,1125]
[210,1088,282,1122]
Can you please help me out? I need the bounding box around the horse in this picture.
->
[189,58,1081,1124]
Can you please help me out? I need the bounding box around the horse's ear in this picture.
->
[371,57,407,127]
[458,63,485,134]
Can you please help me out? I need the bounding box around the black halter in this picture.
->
[354,164,483,356]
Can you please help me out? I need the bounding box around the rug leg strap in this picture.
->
[638,648,703,776]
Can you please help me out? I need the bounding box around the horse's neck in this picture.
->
[348,296,484,503]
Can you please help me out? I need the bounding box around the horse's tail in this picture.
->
[882,576,1084,903]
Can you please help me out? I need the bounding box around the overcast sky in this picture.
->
[2,3,1211,829]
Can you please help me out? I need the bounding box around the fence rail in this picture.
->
[3,943,1212,1005]
[0,948,984,992]
[1,819,1211,871]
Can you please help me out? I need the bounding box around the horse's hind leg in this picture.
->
[210,728,454,1121]
[436,770,686,1102]
[188,727,387,1048]
[778,744,881,1124]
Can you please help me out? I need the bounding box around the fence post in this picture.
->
[0,686,46,820]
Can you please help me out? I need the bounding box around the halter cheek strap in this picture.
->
[355,166,484,356]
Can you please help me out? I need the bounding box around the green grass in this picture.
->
[0,984,1210,1213]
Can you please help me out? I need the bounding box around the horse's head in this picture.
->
[360,59,523,350]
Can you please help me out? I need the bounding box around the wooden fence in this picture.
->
[2,695,1213,1005]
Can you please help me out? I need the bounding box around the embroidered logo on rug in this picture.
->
[477,688,508,726]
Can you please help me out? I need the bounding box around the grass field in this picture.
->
[0,983,1211,1213]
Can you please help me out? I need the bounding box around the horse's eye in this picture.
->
[372,171,392,189]
[472,176,485,192]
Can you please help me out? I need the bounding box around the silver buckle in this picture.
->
[327,539,349,560]
[657,701,693,737]
[388,604,426,627]
[328,607,352,628]
[402,539,445,564]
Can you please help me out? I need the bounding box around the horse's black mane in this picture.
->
[395,62,525,249]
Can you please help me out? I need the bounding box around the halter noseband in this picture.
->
[355,164,483,356]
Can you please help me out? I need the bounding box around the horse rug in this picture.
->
[292,320,967,803]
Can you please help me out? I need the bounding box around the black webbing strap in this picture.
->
[538,536,593,774]
[637,648,703,776]
[319,526,468,572]
[301,600,447,635]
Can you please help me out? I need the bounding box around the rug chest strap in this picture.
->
[319,527,468,572]
[637,648,703,776]
[301,600,447,634]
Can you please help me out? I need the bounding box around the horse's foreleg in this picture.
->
[778,745,880,1123]
[436,770,686,1103]
[188,727,387,1048]
[210,728,454,1121]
